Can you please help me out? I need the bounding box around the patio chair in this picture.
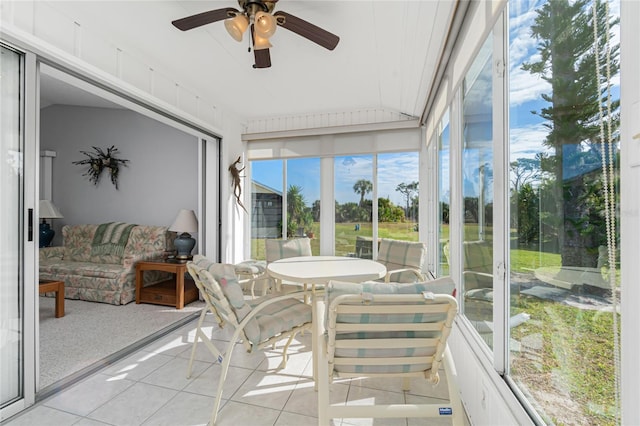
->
[317,278,463,425]
[185,255,312,425]
[265,237,312,293]
[376,238,428,282]
[354,235,376,259]
[233,237,313,298]
[444,240,493,321]
[234,259,268,298]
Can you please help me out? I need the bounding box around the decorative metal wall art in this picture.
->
[73,145,129,189]
[229,156,247,213]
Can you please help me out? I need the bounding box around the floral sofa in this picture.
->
[39,223,175,305]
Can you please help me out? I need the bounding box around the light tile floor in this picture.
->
[5,312,464,426]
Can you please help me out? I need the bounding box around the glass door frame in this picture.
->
[0,43,38,421]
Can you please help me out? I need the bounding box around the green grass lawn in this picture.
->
[510,295,619,425]
[252,221,418,258]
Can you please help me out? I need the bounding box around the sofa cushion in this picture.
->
[124,225,174,258]
[90,222,136,263]
[40,259,123,279]
[63,224,99,262]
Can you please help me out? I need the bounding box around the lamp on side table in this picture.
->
[39,200,64,248]
[169,209,198,261]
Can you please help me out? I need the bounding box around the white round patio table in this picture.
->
[267,255,386,285]
[267,255,386,386]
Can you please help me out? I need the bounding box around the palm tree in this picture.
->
[353,179,373,207]
[287,185,309,237]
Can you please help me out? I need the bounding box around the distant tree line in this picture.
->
[286,179,419,234]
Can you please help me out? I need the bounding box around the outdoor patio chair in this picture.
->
[185,255,312,426]
[444,240,493,321]
[376,238,428,282]
[354,235,376,259]
[232,237,313,298]
[317,278,463,425]
[265,237,312,293]
[234,259,268,298]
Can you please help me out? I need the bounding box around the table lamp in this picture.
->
[39,200,64,248]
[169,209,198,260]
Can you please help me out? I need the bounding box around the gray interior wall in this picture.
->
[40,105,198,248]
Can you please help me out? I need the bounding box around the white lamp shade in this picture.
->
[254,12,277,38]
[39,200,64,219]
[225,14,249,42]
[169,209,198,234]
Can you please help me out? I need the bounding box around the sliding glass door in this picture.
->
[0,43,34,419]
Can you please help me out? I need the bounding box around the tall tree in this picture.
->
[353,179,373,207]
[522,0,619,266]
[510,157,541,196]
[396,181,419,215]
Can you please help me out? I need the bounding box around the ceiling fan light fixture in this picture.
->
[254,11,277,38]
[253,32,272,50]
[224,14,249,42]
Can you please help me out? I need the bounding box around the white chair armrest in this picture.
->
[385,267,425,283]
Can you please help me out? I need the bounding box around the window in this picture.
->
[287,158,320,255]
[507,1,621,423]
[437,110,451,277]
[378,152,420,243]
[461,35,495,343]
[250,160,283,259]
[334,155,373,257]
[249,150,420,259]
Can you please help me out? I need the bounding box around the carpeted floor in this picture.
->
[38,296,204,389]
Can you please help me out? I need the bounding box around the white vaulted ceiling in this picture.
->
[28,1,459,123]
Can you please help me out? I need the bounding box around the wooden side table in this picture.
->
[39,280,65,318]
[135,259,198,309]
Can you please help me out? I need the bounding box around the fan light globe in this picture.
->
[253,33,272,50]
[224,14,249,42]
[254,11,277,38]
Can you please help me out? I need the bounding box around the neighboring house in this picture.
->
[251,180,282,239]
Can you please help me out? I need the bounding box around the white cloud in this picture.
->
[510,122,553,159]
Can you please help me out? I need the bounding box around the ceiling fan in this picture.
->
[172,0,340,69]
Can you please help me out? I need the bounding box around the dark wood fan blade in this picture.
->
[172,8,238,31]
[273,11,339,50]
[250,24,272,68]
[253,49,271,68]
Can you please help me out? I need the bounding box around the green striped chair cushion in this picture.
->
[192,255,311,345]
[247,295,312,344]
[234,260,267,276]
[265,238,312,263]
[191,255,260,342]
[325,279,454,327]
[325,278,456,374]
[377,238,426,282]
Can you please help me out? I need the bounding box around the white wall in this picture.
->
[40,105,198,248]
